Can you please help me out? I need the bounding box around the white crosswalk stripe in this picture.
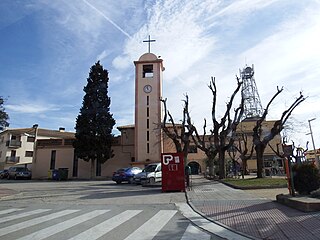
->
[0,209,51,224]
[68,210,142,240]
[17,210,109,240]
[0,210,80,237]
[124,210,177,240]
[0,208,23,215]
[0,208,212,240]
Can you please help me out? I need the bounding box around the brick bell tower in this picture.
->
[134,36,165,164]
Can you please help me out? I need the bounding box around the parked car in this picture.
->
[0,169,9,179]
[7,167,32,180]
[140,163,162,185]
[112,167,142,184]
[133,171,146,184]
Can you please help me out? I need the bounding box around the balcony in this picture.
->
[6,140,22,148]
[6,156,20,163]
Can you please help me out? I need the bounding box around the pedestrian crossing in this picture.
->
[0,207,212,240]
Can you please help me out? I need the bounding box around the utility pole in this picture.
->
[32,124,38,164]
[308,118,318,167]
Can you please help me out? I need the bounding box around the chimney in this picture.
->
[59,127,65,132]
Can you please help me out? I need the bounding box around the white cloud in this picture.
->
[6,104,60,114]
[112,55,132,70]
[212,0,279,19]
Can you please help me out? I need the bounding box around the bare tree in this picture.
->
[253,87,306,178]
[229,132,254,178]
[192,76,244,179]
[160,95,195,165]
[191,118,217,177]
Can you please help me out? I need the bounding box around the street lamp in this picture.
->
[32,124,38,164]
[308,118,318,166]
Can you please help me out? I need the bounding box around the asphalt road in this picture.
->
[0,180,222,240]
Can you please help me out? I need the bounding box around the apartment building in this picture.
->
[0,125,74,170]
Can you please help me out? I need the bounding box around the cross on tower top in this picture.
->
[143,35,156,53]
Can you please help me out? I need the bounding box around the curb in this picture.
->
[184,190,259,240]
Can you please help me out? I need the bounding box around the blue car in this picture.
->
[112,167,142,184]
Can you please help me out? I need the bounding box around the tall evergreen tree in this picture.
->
[73,61,116,178]
[0,96,9,131]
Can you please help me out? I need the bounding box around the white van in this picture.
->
[140,163,162,184]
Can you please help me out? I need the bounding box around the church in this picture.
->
[2,46,282,179]
[30,50,207,179]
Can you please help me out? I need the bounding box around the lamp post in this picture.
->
[32,124,38,165]
[308,118,318,166]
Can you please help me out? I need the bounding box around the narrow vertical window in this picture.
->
[147,143,150,153]
[147,107,149,117]
[50,150,56,170]
[147,131,149,141]
[147,96,149,106]
[147,119,149,129]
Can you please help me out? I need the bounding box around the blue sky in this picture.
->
[1,0,320,148]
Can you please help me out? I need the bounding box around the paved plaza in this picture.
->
[187,175,320,240]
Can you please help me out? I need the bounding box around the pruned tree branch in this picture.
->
[160,97,182,152]
[160,94,196,164]
[252,87,306,178]
[192,75,244,178]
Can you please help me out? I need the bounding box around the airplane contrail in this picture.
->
[82,0,132,39]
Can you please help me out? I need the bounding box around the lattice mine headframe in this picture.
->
[240,65,263,119]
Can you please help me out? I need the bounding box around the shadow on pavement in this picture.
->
[79,187,164,200]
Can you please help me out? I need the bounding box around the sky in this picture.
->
[1,0,320,149]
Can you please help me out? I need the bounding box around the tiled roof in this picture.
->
[0,128,75,139]
[117,124,135,129]
[37,129,75,138]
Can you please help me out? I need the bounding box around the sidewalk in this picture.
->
[186,175,320,240]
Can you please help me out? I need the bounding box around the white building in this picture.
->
[0,125,74,170]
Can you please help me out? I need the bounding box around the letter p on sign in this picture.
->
[162,154,173,165]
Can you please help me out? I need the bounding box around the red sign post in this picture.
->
[283,144,295,196]
[161,153,185,192]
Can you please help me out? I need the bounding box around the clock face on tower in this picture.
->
[143,84,152,93]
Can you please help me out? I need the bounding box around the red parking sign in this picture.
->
[161,153,185,192]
